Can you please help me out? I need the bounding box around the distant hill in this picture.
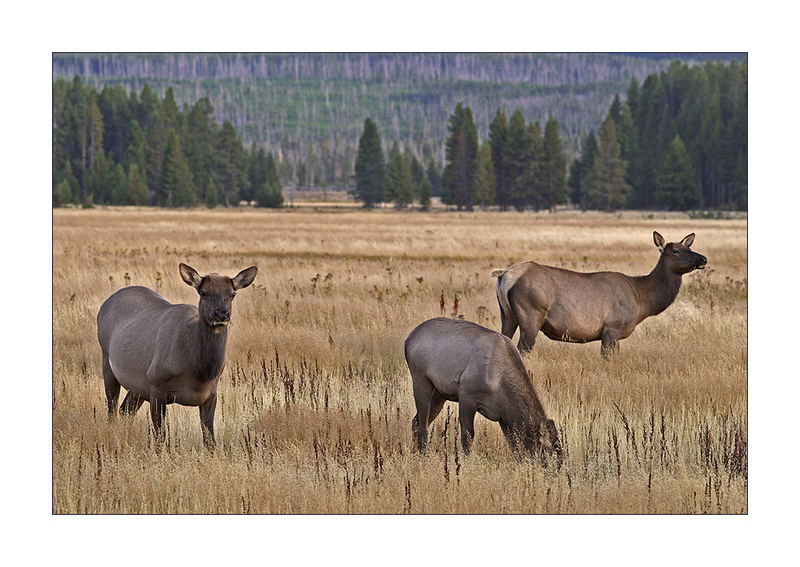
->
[52,52,746,175]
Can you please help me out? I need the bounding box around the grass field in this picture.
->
[52,207,746,514]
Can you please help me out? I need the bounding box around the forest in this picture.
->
[52,54,747,210]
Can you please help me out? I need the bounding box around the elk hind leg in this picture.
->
[101,352,121,418]
[601,327,621,360]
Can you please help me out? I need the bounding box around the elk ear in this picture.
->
[653,231,665,252]
[680,233,695,248]
[232,266,258,290]
[179,263,202,289]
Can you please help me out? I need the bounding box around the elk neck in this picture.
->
[194,317,229,382]
[632,254,683,321]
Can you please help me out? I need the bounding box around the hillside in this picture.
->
[53,52,745,168]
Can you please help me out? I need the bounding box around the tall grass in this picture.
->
[52,208,746,513]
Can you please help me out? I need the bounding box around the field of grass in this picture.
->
[52,207,746,514]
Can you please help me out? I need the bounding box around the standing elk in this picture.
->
[404,317,560,462]
[491,231,707,358]
[96,263,258,446]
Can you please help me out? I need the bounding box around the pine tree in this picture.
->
[568,131,597,209]
[216,120,248,206]
[541,116,567,211]
[128,162,149,206]
[418,178,432,211]
[473,141,496,208]
[505,110,530,211]
[53,180,72,207]
[443,103,478,210]
[206,177,219,208]
[160,131,196,207]
[122,119,147,175]
[87,150,111,205]
[426,159,442,197]
[655,135,699,210]
[110,163,130,205]
[584,116,630,211]
[386,153,414,208]
[354,118,385,209]
[488,109,509,210]
[62,159,80,204]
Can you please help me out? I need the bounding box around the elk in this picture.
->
[96,263,258,446]
[491,231,707,358]
[404,317,560,461]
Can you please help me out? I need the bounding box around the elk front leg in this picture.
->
[149,396,167,441]
[458,401,477,454]
[199,393,217,448]
[120,392,144,415]
[601,327,621,359]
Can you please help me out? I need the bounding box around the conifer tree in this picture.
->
[53,180,72,207]
[505,110,530,211]
[418,178,432,211]
[87,150,111,205]
[160,131,196,207]
[488,109,509,210]
[354,118,385,209]
[443,103,478,210]
[568,130,597,209]
[386,153,414,208]
[473,141,496,208]
[128,162,149,206]
[584,116,630,211]
[110,163,130,205]
[542,116,567,211]
[655,135,699,210]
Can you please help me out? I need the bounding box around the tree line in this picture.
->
[569,60,747,210]
[354,104,568,211]
[52,77,283,208]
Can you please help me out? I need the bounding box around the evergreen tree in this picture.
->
[541,116,567,211]
[418,178,432,211]
[505,110,530,211]
[473,141,496,208]
[443,103,478,210]
[215,120,248,206]
[110,163,130,205]
[53,180,72,207]
[160,131,196,207]
[426,159,442,197]
[128,162,149,206]
[354,118,385,209]
[568,130,597,209]
[655,135,699,210]
[248,146,269,203]
[62,159,80,204]
[206,177,219,208]
[386,153,414,208]
[87,150,111,205]
[488,109,509,210]
[122,119,147,175]
[584,116,630,211]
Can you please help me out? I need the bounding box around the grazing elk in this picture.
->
[404,317,560,462]
[491,231,707,358]
[96,263,258,446]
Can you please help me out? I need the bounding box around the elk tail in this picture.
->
[491,268,517,338]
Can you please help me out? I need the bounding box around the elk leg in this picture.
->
[149,396,167,441]
[499,303,518,340]
[200,393,217,448]
[515,308,546,353]
[120,392,144,415]
[411,373,435,451]
[458,401,477,454]
[601,327,621,359]
[101,353,121,418]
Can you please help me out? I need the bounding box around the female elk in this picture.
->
[492,231,707,358]
[96,263,257,446]
[405,317,560,461]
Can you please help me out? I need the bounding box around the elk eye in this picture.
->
[199,289,206,296]
[672,249,679,254]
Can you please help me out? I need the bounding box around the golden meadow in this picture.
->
[52,207,746,513]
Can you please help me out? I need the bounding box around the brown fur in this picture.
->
[404,317,560,461]
[96,263,257,446]
[492,232,706,358]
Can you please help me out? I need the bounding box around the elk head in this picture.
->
[654,231,707,274]
[179,263,258,328]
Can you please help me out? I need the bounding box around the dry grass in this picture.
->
[52,207,746,514]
